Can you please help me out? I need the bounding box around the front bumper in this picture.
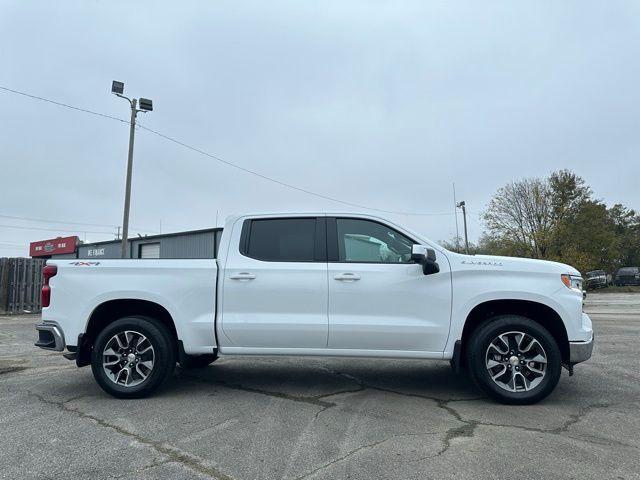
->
[569,334,594,364]
[35,322,65,352]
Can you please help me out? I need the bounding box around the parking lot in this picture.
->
[0,293,638,480]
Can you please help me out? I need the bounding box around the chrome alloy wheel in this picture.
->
[485,331,547,392]
[102,330,155,387]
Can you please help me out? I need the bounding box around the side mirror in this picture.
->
[411,245,440,275]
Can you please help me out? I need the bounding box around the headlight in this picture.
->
[561,274,583,291]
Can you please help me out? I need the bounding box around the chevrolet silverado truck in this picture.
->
[35,213,594,404]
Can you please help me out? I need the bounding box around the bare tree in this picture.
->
[483,178,554,258]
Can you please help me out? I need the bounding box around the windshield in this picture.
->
[618,267,639,275]
[586,271,605,277]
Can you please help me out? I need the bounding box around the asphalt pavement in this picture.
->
[0,293,638,479]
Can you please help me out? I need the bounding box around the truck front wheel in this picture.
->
[91,316,176,399]
[467,315,562,405]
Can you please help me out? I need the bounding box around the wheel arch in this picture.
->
[77,299,178,367]
[460,299,570,364]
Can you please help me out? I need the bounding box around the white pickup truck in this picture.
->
[35,213,593,404]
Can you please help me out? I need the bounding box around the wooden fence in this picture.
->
[0,258,45,314]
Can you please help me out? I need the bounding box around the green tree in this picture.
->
[609,204,640,268]
[551,200,619,273]
[482,170,639,274]
[548,169,591,223]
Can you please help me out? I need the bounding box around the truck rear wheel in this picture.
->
[467,315,562,405]
[91,316,176,399]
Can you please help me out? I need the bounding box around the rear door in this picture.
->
[220,216,328,349]
[326,217,451,353]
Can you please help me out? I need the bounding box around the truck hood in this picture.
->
[446,252,581,277]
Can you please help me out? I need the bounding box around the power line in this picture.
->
[0,86,127,124]
[0,223,114,235]
[0,213,158,233]
[0,241,24,247]
[0,213,118,228]
[138,124,453,217]
[1,85,453,217]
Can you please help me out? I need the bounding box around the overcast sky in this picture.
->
[1,1,639,257]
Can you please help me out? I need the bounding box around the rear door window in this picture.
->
[243,218,320,262]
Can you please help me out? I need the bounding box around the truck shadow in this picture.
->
[171,357,481,402]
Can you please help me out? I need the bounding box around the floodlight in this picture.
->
[139,98,153,111]
[111,80,124,95]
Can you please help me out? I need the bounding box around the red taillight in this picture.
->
[41,265,57,308]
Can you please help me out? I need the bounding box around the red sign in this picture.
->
[30,236,79,257]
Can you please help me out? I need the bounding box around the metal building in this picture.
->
[30,228,223,260]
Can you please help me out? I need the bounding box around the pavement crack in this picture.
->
[219,381,334,408]
[133,458,173,476]
[564,433,638,449]
[27,391,235,480]
[0,365,28,375]
[294,438,389,480]
[552,402,610,434]
[436,422,477,456]
[183,372,349,421]
[294,432,437,480]
[184,373,336,408]
[316,366,624,455]
[63,393,89,403]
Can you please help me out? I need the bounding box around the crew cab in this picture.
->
[35,213,594,404]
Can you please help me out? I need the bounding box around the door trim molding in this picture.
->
[218,346,445,359]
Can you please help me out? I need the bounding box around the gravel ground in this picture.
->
[0,293,638,480]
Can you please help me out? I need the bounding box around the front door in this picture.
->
[221,216,328,349]
[327,217,451,354]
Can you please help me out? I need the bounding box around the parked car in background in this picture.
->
[585,270,607,290]
[614,267,640,286]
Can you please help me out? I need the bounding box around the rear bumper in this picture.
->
[569,334,594,364]
[35,322,65,352]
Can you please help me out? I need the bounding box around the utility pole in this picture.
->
[456,200,469,254]
[453,183,460,252]
[111,81,153,258]
[120,97,137,259]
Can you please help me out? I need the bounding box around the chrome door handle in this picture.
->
[229,272,256,280]
[334,273,361,281]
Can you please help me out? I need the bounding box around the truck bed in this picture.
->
[44,259,218,354]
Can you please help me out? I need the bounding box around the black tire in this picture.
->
[91,316,176,399]
[467,315,562,405]
[179,353,217,369]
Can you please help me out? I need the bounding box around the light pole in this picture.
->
[111,81,153,258]
[456,200,469,254]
